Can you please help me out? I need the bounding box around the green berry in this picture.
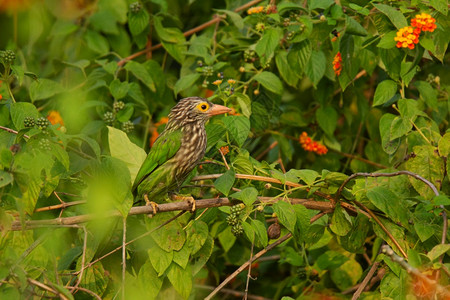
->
[103,112,115,125]
[1,50,15,64]
[24,117,35,128]
[231,223,243,236]
[122,121,134,133]
[113,101,125,112]
[36,117,50,130]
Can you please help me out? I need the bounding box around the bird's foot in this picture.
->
[144,194,158,216]
[170,193,196,213]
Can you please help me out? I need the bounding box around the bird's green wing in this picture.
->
[132,129,182,191]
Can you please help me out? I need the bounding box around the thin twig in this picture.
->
[66,286,101,300]
[244,211,258,300]
[351,261,380,299]
[35,201,86,213]
[27,278,69,300]
[70,226,88,293]
[255,140,278,161]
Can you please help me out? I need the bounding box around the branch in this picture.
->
[10,197,335,231]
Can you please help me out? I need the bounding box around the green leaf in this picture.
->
[254,71,283,95]
[109,79,129,100]
[10,65,24,85]
[405,145,445,199]
[275,51,299,87]
[222,115,250,147]
[255,28,282,64]
[186,220,208,255]
[329,204,352,236]
[214,169,235,196]
[149,212,186,251]
[389,116,411,140]
[427,244,450,261]
[84,30,109,54]
[230,187,258,206]
[438,132,450,157]
[288,40,312,74]
[373,4,408,29]
[138,261,163,300]
[251,219,268,247]
[217,9,244,29]
[377,31,397,49]
[291,169,319,185]
[346,16,368,36]
[29,79,64,102]
[379,113,401,155]
[367,187,409,226]
[10,102,40,130]
[330,260,363,291]
[242,221,255,243]
[174,73,201,95]
[116,104,134,122]
[373,80,397,107]
[305,50,326,87]
[430,0,448,15]
[414,219,435,242]
[192,236,214,275]
[233,93,252,117]
[316,106,338,136]
[124,61,156,92]
[0,170,13,188]
[167,263,192,299]
[308,0,334,10]
[218,227,236,252]
[293,204,310,244]
[153,15,184,43]
[272,200,296,233]
[338,214,370,253]
[148,245,173,276]
[413,81,438,110]
[173,245,190,269]
[108,126,146,184]
[316,251,349,270]
[128,9,149,36]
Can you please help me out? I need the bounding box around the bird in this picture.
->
[132,96,231,213]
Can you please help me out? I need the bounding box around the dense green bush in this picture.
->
[0,0,449,299]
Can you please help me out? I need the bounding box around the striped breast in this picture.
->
[170,122,207,188]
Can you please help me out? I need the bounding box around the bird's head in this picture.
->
[167,97,231,127]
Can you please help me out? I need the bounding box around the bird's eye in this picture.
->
[197,102,209,112]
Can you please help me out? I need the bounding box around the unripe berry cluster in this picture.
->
[1,50,15,65]
[36,117,50,130]
[226,204,245,236]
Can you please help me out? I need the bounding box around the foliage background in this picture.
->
[0,0,449,299]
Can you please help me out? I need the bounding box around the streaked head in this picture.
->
[167,97,231,127]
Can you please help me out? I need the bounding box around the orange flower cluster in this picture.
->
[150,117,168,146]
[395,13,436,49]
[411,13,437,33]
[247,6,264,14]
[394,26,420,49]
[299,132,328,155]
[332,52,342,76]
[47,110,64,126]
[220,146,229,156]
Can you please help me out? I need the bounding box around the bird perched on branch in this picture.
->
[132,97,231,213]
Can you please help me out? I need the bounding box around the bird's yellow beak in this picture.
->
[208,104,232,116]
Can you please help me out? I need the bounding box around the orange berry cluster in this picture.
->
[395,13,436,49]
[299,132,328,155]
[247,6,264,15]
[332,52,342,76]
[220,146,230,155]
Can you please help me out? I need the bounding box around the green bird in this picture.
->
[132,97,231,212]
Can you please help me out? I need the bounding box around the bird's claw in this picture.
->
[170,194,196,213]
[144,194,158,216]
